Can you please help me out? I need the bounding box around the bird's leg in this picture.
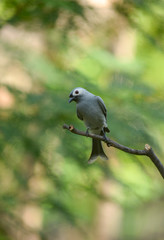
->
[102,129,108,142]
[102,128,111,147]
[86,127,90,137]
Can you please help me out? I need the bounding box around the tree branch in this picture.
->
[63,124,164,179]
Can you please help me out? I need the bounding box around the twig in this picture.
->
[63,124,164,179]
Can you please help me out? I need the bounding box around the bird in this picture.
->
[69,87,110,164]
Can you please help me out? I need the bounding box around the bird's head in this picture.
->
[69,87,86,103]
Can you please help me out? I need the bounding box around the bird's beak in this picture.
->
[69,93,76,103]
[69,97,75,103]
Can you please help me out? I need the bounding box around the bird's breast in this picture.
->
[77,101,105,131]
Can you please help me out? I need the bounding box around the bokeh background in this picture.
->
[0,0,164,239]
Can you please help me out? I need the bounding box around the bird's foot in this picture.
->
[104,136,111,147]
[102,130,111,147]
[103,134,108,142]
[86,127,90,137]
[107,142,111,147]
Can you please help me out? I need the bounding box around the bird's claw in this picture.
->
[107,142,111,147]
[103,133,111,147]
[103,134,108,141]
[86,128,90,137]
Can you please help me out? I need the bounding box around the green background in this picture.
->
[0,0,164,239]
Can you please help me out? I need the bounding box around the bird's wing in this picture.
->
[77,109,83,120]
[96,96,107,119]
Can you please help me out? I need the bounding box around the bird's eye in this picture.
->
[75,90,79,94]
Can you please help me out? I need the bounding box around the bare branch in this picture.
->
[63,124,164,179]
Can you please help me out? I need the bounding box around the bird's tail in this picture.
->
[88,139,108,164]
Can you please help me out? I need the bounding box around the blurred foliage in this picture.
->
[0,0,164,240]
[0,0,88,29]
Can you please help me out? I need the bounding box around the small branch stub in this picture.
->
[69,125,74,131]
[63,124,164,179]
[145,144,151,151]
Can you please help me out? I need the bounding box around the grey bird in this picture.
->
[69,87,110,164]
